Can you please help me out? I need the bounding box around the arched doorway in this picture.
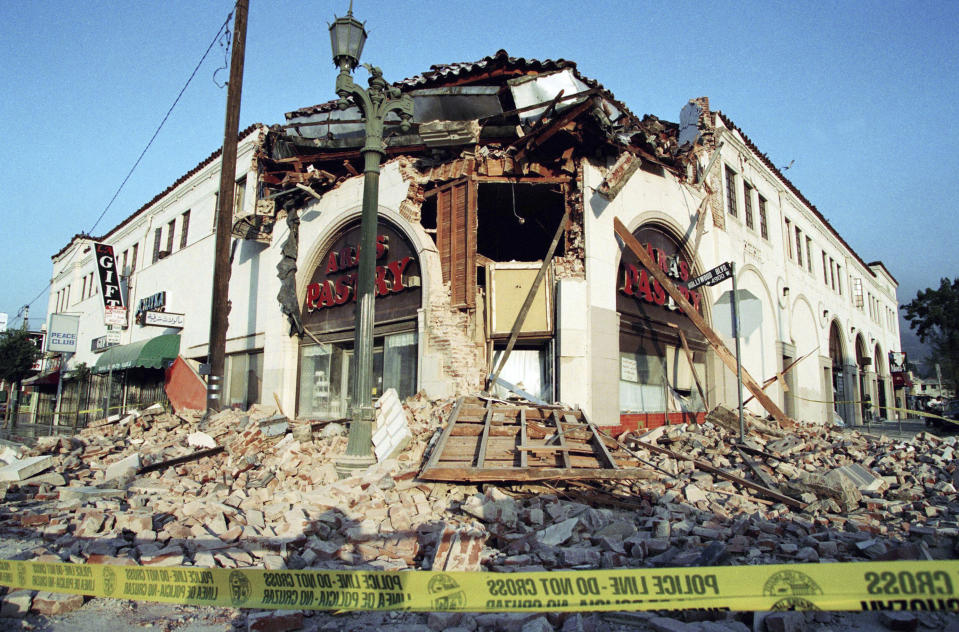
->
[855,335,870,423]
[617,223,708,428]
[297,218,422,419]
[828,321,844,422]
[874,343,887,419]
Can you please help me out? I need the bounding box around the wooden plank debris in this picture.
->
[418,397,657,483]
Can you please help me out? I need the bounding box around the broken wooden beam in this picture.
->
[135,446,224,476]
[418,466,659,483]
[631,438,805,510]
[614,216,789,425]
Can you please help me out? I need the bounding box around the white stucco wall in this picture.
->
[573,119,903,426]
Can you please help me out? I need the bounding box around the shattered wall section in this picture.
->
[424,282,487,397]
[398,155,487,397]
[554,164,586,280]
[276,202,305,337]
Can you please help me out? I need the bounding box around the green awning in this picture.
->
[93,334,180,374]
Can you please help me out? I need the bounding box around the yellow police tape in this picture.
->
[1,559,958,612]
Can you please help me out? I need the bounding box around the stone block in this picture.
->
[0,455,54,482]
[187,432,217,449]
[247,610,303,632]
[432,523,485,572]
[649,616,693,632]
[536,517,579,547]
[1,589,35,618]
[105,453,141,482]
[31,591,85,616]
[763,612,805,632]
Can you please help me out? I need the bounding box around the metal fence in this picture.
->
[1,370,170,443]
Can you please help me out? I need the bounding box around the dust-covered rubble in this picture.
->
[0,396,957,631]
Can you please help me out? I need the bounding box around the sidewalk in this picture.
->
[855,417,955,440]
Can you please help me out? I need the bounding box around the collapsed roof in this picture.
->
[246,50,701,241]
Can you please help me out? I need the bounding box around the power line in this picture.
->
[5,5,239,326]
[87,4,236,235]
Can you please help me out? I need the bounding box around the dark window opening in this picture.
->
[476,183,566,264]
[420,196,437,232]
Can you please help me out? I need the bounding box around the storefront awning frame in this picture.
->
[92,334,180,374]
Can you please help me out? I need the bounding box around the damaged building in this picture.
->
[45,50,903,431]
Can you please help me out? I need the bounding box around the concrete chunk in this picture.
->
[59,486,126,502]
[31,591,85,616]
[187,431,217,449]
[105,453,140,482]
[1,589,35,618]
[0,455,54,481]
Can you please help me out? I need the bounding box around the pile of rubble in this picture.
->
[0,396,956,630]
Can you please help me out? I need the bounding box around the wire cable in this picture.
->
[86,4,236,235]
[6,4,237,326]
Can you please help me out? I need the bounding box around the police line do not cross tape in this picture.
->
[1,559,958,613]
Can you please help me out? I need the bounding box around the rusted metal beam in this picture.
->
[136,446,225,475]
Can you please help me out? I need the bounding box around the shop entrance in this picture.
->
[828,321,845,423]
[616,223,707,429]
[297,217,422,420]
[299,331,417,420]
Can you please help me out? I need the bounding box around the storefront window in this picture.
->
[617,223,708,420]
[225,350,263,410]
[384,332,417,401]
[491,345,552,402]
[299,332,417,420]
[619,346,705,414]
[619,351,665,413]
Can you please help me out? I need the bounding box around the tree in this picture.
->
[903,277,959,390]
[0,328,42,424]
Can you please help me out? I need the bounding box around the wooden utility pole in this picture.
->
[206,0,248,412]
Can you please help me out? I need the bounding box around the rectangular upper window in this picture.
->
[805,237,813,272]
[152,227,162,264]
[743,183,754,229]
[794,228,803,266]
[234,176,247,216]
[166,219,175,254]
[725,165,738,217]
[180,210,191,250]
[758,195,768,239]
[784,219,793,259]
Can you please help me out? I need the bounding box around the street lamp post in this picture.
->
[329,6,413,478]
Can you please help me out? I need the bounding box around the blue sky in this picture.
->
[1,1,956,363]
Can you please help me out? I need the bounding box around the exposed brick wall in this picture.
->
[553,163,586,280]
[396,156,486,396]
[425,285,486,395]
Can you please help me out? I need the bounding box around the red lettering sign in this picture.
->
[306,256,413,313]
[619,244,701,314]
